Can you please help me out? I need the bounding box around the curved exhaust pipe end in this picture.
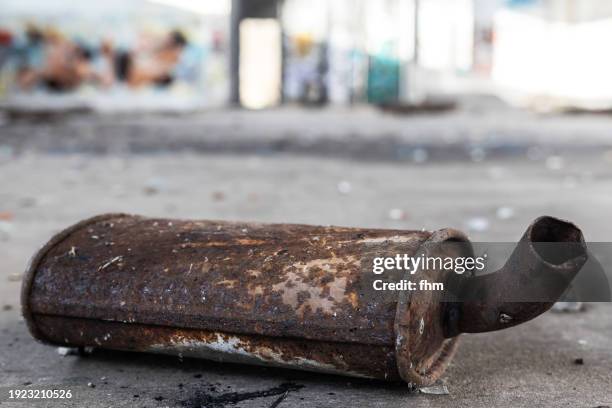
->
[450,216,587,336]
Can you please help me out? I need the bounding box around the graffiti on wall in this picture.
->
[0,2,229,107]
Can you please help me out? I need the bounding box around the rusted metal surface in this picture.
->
[33,315,399,379]
[447,216,587,336]
[21,214,587,386]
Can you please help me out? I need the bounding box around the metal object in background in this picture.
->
[21,214,586,386]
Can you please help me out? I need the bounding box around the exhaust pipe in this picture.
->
[449,216,587,335]
[21,214,586,386]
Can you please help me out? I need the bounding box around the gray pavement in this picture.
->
[3,103,612,160]
[1,107,612,407]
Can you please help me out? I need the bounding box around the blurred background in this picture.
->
[1,1,612,407]
[2,0,612,110]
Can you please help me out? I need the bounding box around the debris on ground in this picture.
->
[98,256,123,271]
[57,347,79,356]
[87,382,95,388]
[269,390,290,408]
[180,382,303,408]
[7,272,22,282]
[337,180,352,194]
[552,302,584,313]
[388,208,407,221]
[465,217,490,232]
[496,206,515,220]
[574,358,584,365]
[143,177,166,195]
[419,381,450,395]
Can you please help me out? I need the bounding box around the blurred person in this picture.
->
[40,30,88,91]
[91,39,118,88]
[15,24,46,89]
[15,27,104,92]
[112,29,190,88]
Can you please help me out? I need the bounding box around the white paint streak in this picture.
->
[148,333,369,377]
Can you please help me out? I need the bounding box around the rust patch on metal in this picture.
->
[33,315,400,380]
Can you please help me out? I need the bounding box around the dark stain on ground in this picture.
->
[180,382,304,408]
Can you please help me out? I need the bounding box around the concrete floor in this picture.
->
[1,107,611,407]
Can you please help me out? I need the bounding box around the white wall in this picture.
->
[493,7,612,109]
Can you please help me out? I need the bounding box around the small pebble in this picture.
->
[143,177,166,195]
[337,181,352,195]
[7,273,22,282]
[419,382,449,395]
[388,208,406,221]
[574,358,584,365]
[552,302,584,313]
[496,206,515,220]
[87,382,95,388]
[466,217,490,232]
[57,347,79,356]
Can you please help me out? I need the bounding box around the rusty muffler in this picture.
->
[21,214,587,386]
